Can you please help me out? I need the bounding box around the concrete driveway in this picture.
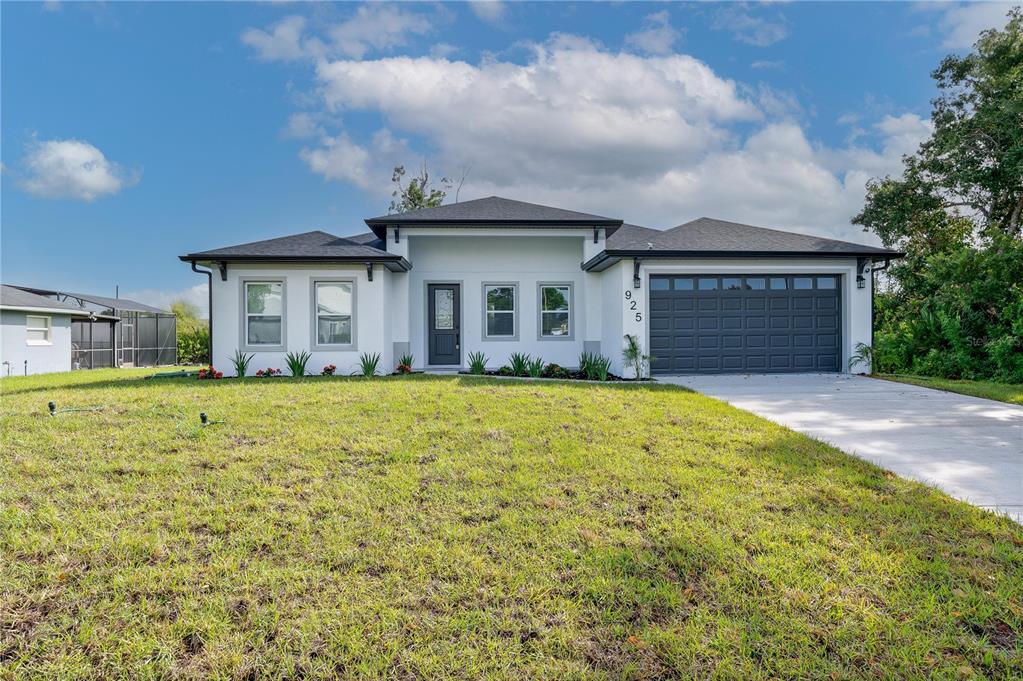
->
[659,373,1023,523]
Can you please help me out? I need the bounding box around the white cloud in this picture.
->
[712,6,789,47]
[936,2,1019,49]
[242,6,433,62]
[430,42,459,59]
[315,35,759,187]
[124,284,208,316]
[262,32,932,244]
[282,112,322,139]
[299,133,372,187]
[328,4,433,59]
[625,11,683,56]
[20,138,136,201]
[242,15,316,61]
[750,59,783,70]
[469,1,505,24]
[299,128,411,190]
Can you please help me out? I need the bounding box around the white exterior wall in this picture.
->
[0,310,73,376]
[405,231,594,369]
[203,236,874,378]
[622,257,871,375]
[210,263,391,376]
[600,261,629,376]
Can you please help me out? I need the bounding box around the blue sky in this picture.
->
[2,1,1018,311]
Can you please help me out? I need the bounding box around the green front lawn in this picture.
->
[876,374,1023,405]
[1,370,1020,678]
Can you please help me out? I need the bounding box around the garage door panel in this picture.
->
[650,274,841,375]
[746,316,766,329]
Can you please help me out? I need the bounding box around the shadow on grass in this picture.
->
[0,371,696,398]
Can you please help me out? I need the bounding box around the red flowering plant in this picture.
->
[254,368,281,377]
[321,364,337,376]
[197,365,223,380]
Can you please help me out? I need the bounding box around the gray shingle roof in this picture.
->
[606,217,899,256]
[365,196,623,231]
[181,230,401,262]
[9,286,170,314]
[1,285,91,314]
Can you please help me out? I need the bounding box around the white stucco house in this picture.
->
[180,197,901,377]
[0,285,88,376]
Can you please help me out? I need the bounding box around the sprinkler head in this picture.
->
[48,401,57,416]
[200,412,208,426]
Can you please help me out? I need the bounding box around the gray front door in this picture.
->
[649,274,841,374]
[428,284,460,365]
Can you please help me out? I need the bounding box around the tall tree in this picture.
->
[388,164,451,214]
[854,7,1023,245]
[852,8,1023,382]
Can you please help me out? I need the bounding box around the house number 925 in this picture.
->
[625,290,641,321]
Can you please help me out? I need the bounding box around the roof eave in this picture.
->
[582,249,904,272]
[180,254,412,272]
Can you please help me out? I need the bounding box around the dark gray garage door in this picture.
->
[649,274,841,375]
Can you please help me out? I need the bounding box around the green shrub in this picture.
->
[526,356,544,378]
[542,363,569,379]
[396,353,415,374]
[285,350,311,377]
[358,352,381,377]
[230,350,254,377]
[467,351,488,375]
[509,353,531,377]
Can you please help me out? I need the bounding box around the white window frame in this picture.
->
[311,279,357,351]
[537,282,574,341]
[25,315,52,345]
[482,282,518,341]
[240,279,286,352]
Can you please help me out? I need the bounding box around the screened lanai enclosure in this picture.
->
[11,287,177,369]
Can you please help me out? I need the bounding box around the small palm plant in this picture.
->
[358,352,381,377]
[526,355,544,378]
[509,352,531,377]
[230,349,254,377]
[467,351,488,375]
[285,350,311,377]
[849,343,873,373]
[622,334,654,380]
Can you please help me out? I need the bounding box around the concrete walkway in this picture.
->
[658,373,1023,523]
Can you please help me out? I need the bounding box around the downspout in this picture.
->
[190,261,213,364]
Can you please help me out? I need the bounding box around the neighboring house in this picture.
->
[0,285,88,376]
[180,197,901,377]
[12,287,177,369]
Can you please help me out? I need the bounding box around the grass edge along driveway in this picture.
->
[875,374,1023,405]
[1,370,1021,679]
